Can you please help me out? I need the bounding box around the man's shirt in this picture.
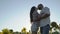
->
[39,7,50,27]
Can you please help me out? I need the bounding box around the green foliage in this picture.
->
[51,22,58,29]
[2,28,10,34]
[21,27,27,34]
[0,22,60,34]
[52,31,59,34]
[9,29,13,33]
[21,27,26,32]
[51,22,57,27]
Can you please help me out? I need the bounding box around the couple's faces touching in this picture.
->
[31,4,43,12]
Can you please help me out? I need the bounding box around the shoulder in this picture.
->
[42,7,50,12]
[43,7,50,10]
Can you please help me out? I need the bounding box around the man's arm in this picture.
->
[37,14,50,21]
[40,14,50,19]
[37,7,50,21]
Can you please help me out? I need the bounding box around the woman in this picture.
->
[30,6,40,34]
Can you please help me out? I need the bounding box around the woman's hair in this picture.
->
[30,6,36,22]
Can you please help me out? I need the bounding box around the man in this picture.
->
[37,4,50,34]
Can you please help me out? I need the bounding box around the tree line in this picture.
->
[0,21,60,34]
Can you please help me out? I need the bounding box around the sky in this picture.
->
[0,0,60,32]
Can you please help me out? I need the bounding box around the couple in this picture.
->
[30,4,50,34]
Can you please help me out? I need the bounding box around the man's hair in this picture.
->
[38,4,43,10]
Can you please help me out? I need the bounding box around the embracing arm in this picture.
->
[38,14,50,20]
[37,7,50,21]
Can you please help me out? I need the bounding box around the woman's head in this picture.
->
[30,6,36,12]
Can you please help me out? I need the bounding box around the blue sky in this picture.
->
[0,0,60,32]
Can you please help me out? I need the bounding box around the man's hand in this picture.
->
[33,18,41,22]
[36,14,42,21]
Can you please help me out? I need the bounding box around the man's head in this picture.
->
[37,4,43,10]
